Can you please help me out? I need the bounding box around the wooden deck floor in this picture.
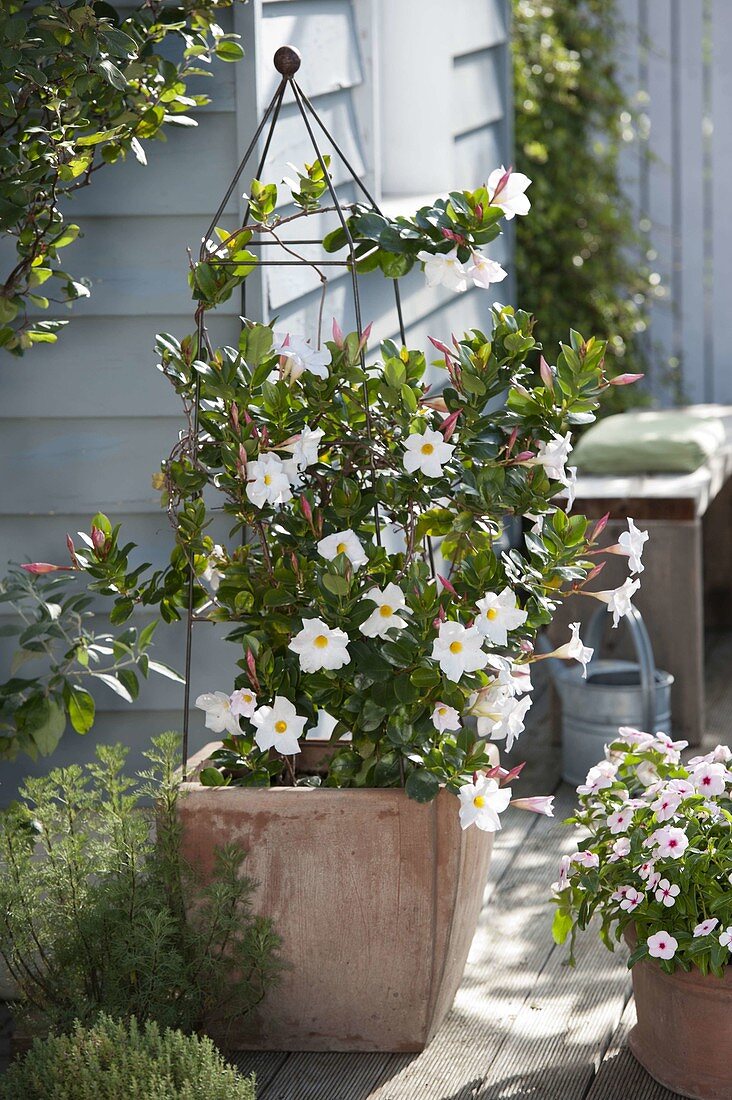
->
[234,632,732,1100]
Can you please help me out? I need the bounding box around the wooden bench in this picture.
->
[554,406,732,746]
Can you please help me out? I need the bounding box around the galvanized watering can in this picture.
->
[554,605,673,786]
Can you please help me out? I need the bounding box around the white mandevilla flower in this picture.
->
[403,427,455,479]
[359,583,411,638]
[432,621,487,682]
[466,249,508,289]
[246,452,293,509]
[647,931,678,960]
[251,696,305,755]
[201,544,225,593]
[282,424,324,485]
[485,654,533,696]
[719,926,732,949]
[617,518,649,575]
[195,691,242,737]
[317,528,368,571]
[431,702,461,732]
[489,694,533,752]
[589,577,641,628]
[273,332,331,380]
[530,431,573,482]
[416,246,469,292]
[475,586,528,646]
[229,688,257,718]
[487,165,532,219]
[549,622,594,678]
[288,618,350,674]
[693,918,719,938]
[458,775,512,831]
[654,878,680,907]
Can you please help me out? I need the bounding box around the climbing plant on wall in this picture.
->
[512,0,664,411]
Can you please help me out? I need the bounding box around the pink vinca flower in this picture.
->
[654,878,680,907]
[719,926,732,949]
[651,789,683,822]
[577,761,617,797]
[647,932,678,960]
[619,887,644,912]
[571,850,600,870]
[609,837,631,863]
[607,808,633,834]
[692,761,728,797]
[637,859,656,882]
[651,826,689,859]
[693,918,719,938]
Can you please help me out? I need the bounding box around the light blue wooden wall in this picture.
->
[0,0,512,798]
[617,0,731,404]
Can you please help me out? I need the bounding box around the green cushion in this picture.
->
[572,409,728,475]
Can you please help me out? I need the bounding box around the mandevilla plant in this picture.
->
[24,167,647,827]
[553,729,732,976]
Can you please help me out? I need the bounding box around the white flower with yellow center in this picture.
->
[317,528,368,571]
[403,428,455,479]
[489,693,533,751]
[587,577,641,628]
[229,688,257,718]
[416,246,469,292]
[466,249,508,289]
[458,775,512,831]
[195,691,242,737]
[431,703,461,733]
[251,696,305,755]
[475,587,528,646]
[431,621,487,682]
[288,617,351,674]
[201,544,226,593]
[245,452,293,509]
[359,583,410,638]
[282,424,324,487]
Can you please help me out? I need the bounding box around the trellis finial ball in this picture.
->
[274,46,301,77]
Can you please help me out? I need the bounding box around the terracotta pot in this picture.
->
[178,742,494,1052]
[625,928,732,1099]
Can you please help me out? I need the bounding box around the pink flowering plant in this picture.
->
[18,167,646,829]
[554,727,732,975]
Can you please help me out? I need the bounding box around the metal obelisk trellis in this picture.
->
[181,46,411,772]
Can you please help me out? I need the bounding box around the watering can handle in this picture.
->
[583,604,657,732]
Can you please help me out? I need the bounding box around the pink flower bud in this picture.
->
[21,562,72,575]
[245,648,261,693]
[519,639,534,653]
[230,402,240,432]
[500,761,527,784]
[356,322,373,356]
[510,795,555,817]
[66,534,80,569]
[585,561,607,583]
[591,512,610,542]
[331,317,344,348]
[513,450,536,463]
[437,574,458,597]
[432,606,447,629]
[609,373,644,386]
[440,408,462,442]
[440,227,467,246]
[505,427,519,456]
[300,495,313,525]
[474,203,483,221]
[428,335,455,360]
[490,165,513,203]
[539,356,554,392]
[91,526,106,553]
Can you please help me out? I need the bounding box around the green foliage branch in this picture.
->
[0,0,244,355]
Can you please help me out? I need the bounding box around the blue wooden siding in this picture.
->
[0,0,512,797]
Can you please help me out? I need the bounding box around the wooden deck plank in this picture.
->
[584,1000,678,1100]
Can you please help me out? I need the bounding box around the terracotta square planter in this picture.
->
[178,743,494,1052]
